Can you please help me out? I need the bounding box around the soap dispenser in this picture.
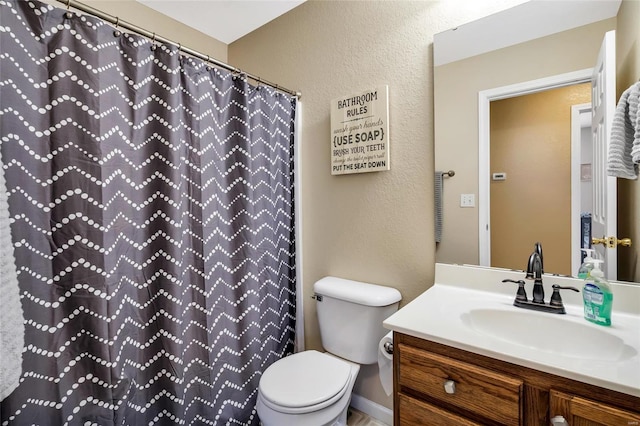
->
[578,248,596,279]
[582,259,613,326]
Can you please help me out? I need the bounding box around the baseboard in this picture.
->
[350,393,393,425]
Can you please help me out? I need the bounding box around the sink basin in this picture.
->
[463,309,634,361]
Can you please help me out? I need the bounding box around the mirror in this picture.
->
[433,0,639,284]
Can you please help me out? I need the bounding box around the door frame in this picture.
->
[571,102,593,275]
[478,68,593,267]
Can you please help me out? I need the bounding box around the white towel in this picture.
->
[607,81,640,179]
[0,148,24,401]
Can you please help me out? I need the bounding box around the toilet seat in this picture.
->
[259,350,352,414]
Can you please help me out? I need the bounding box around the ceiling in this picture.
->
[136,0,306,45]
[135,0,622,51]
[434,0,622,66]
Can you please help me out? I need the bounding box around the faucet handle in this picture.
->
[550,285,580,307]
[502,279,528,302]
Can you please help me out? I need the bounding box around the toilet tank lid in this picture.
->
[313,276,401,306]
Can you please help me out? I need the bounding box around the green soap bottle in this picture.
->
[582,259,613,326]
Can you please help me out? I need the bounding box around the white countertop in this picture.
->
[383,263,640,397]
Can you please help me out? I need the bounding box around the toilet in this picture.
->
[256,276,402,426]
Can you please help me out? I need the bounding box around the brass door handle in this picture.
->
[592,237,632,248]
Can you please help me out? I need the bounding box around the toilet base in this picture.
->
[257,391,351,426]
[257,396,350,426]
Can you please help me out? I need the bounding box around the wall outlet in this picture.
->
[460,194,475,208]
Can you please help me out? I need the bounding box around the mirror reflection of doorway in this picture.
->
[489,83,591,275]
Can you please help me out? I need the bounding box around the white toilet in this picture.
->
[256,276,401,426]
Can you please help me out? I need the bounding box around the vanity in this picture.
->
[383,264,640,426]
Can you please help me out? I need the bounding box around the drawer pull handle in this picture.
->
[550,415,568,426]
[443,379,456,394]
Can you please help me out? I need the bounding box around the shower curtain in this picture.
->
[0,1,296,424]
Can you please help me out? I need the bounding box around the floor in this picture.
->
[347,408,389,426]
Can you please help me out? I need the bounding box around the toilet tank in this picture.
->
[313,277,401,365]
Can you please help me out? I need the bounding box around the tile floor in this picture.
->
[347,408,389,426]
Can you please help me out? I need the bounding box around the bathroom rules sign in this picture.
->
[330,86,390,175]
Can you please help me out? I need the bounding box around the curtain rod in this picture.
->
[55,0,301,98]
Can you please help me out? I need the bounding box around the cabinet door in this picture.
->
[398,393,483,426]
[550,390,640,426]
[398,343,523,425]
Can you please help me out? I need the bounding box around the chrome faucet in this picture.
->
[502,242,579,314]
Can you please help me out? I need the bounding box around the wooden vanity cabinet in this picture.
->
[394,333,640,426]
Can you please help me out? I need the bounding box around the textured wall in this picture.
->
[228,0,526,409]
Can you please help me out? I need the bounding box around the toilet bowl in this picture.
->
[256,277,402,426]
[256,351,359,426]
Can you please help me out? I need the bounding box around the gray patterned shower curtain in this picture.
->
[0,1,296,424]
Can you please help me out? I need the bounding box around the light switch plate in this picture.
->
[460,194,475,208]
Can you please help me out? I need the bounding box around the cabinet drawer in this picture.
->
[550,390,640,426]
[398,393,482,426]
[398,343,523,426]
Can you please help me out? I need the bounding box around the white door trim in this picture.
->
[590,30,617,280]
[571,103,593,275]
[478,69,593,267]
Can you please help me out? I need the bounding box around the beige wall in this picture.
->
[490,84,591,275]
[434,18,616,268]
[228,0,526,409]
[616,0,640,282]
